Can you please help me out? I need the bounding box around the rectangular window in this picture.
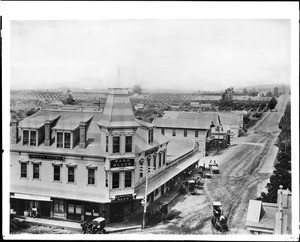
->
[68,167,75,183]
[105,172,108,187]
[159,153,162,167]
[30,130,37,146]
[147,157,151,168]
[54,199,64,212]
[172,129,176,137]
[195,130,199,138]
[20,163,27,178]
[113,137,120,153]
[64,132,71,149]
[68,204,74,213]
[139,171,143,179]
[153,155,156,170]
[163,152,166,165]
[57,132,63,148]
[112,172,119,189]
[148,129,153,143]
[33,163,39,179]
[54,165,60,181]
[23,130,29,145]
[155,188,159,196]
[125,136,132,153]
[184,129,187,137]
[105,135,109,152]
[88,168,95,185]
[125,171,132,188]
[161,129,165,135]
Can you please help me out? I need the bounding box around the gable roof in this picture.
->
[153,111,220,130]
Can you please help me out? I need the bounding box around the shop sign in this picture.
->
[145,146,159,156]
[114,194,133,201]
[110,159,134,168]
[29,153,64,161]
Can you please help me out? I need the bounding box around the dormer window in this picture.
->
[148,129,153,143]
[56,131,72,149]
[22,129,37,146]
[23,130,29,145]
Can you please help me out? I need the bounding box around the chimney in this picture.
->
[11,120,19,144]
[44,120,51,146]
[79,121,87,149]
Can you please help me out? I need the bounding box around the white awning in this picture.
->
[11,193,52,202]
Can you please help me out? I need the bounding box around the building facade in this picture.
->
[152,111,227,152]
[10,88,202,224]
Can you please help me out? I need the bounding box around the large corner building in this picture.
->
[10,88,202,224]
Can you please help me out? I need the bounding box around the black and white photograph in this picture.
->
[2,2,299,240]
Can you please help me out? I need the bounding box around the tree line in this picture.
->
[257,102,291,203]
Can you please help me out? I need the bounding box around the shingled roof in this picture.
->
[153,111,220,130]
[97,88,140,129]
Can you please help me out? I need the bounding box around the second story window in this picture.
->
[195,130,199,138]
[105,135,109,152]
[125,171,132,188]
[30,130,37,146]
[148,129,153,143]
[113,137,120,153]
[88,168,95,185]
[23,130,29,145]
[161,129,165,135]
[159,153,162,167]
[33,163,40,179]
[125,136,132,153]
[20,163,27,178]
[172,129,176,137]
[53,165,61,181]
[163,151,166,165]
[112,172,119,189]
[184,129,187,137]
[57,132,63,148]
[68,167,75,183]
[153,155,156,170]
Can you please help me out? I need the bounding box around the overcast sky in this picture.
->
[10,19,290,91]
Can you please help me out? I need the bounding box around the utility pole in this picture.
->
[141,164,155,229]
[217,126,219,154]
[142,170,148,229]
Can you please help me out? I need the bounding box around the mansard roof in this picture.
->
[97,88,140,129]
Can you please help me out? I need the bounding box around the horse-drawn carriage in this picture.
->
[211,202,228,232]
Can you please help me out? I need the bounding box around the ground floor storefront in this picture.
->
[10,195,136,224]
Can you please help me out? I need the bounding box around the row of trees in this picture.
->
[242,87,259,96]
[258,103,291,203]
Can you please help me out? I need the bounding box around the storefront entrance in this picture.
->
[110,202,124,223]
[40,201,51,217]
[67,201,82,221]
[84,202,100,221]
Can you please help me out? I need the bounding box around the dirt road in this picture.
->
[118,95,289,235]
